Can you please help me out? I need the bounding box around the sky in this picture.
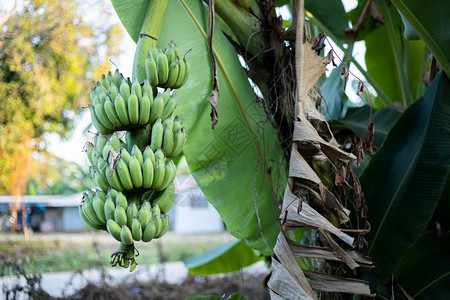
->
[45,0,364,167]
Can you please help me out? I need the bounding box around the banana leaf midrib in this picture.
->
[179,0,279,201]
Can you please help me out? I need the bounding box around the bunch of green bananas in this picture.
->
[79,186,173,271]
[86,132,181,192]
[81,41,190,271]
[90,71,178,134]
[145,41,190,89]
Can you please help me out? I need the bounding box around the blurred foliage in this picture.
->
[27,151,93,195]
[0,0,122,194]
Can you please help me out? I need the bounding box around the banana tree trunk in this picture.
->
[267,1,374,298]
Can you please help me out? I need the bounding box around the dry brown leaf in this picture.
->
[304,270,374,296]
[287,239,373,266]
[281,185,354,246]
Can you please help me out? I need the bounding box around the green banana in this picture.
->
[94,103,114,130]
[158,160,177,191]
[109,82,119,101]
[131,78,142,101]
[112,69,122,87]
[169,128,185,157]
[106,70,115,86]
[116,192,128,209]
[100,74,109,90]
[106,166,125,192]
[109,132,121,151]
[173,59,186,88]
[116,159,133,190]
[164,58,179,88]
[79,205,105,231]
[129,155,143,188]
[131,217,142,241]
[145,53,158,86]
[142,80,153,104]
[149,95,164,124]
[160,94,177,121]
[107,188,119,201]
[161,89,171,105]
[83,200,103,226]
[152,214,163,238]
[151,157,165,190]
[131,144,144,167]
[162,124,174,156]
[142,220,156,242]
[114,203,128,227]
[104,196,116,220]
[126,202,138,228]
[155,214,170,238]
[137,204,150,228]
[120,148,131,165]
[128,92,139,125]
[152,181,175,213]
[162,115,174,130]
[86,142,95,166]
[107,218,122,242]
[138,92,151,125]
[172,116,183,132]
[120,225,133,245]
[142,158,154,189]
[154,148,166,161]
[157,49,169,85]
[178,58,190,88]
[95,189,106,202]
[102,141,115,160]
[93,195,107,223]
[152,203,161,219]
[143,146,156,165]
[119,78,131,100]
[103,99,122,128]
[165,42,175,64]
[91,106,113,134]
[150,118,164,152]
[114,94,131,126]
[93,169,109,192]
[96,134,108,154]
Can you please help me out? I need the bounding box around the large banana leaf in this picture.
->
[364,12,425,106]
[392,0,450,75]
[359,72,450,284]
[184,239,262,275]
[304,0,349,41]
[111,0,286,255]
[330,105,401,148]
[394,232,450,299]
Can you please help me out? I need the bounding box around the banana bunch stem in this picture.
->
[132,0,170,82]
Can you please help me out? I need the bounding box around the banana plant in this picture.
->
[107,0,449,298]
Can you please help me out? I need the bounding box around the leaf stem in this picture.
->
[382,0,413,106]
[131,0,170,82]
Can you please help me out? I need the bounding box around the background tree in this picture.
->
[0,0,122,231]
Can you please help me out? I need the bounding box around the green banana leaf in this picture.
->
[110,0,149,42]
[185,239,262,275]
[110,0,286,255]
[304,0,349,41]
[392,0,450,75]
[364,11,425,106]
[359,72,450,285]
[330,105,402,148]
[320,63,346,121]
[394,232,450,299]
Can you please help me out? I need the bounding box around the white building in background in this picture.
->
[0,175,224,234]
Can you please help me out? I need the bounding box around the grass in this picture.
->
[0,231,234,276]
